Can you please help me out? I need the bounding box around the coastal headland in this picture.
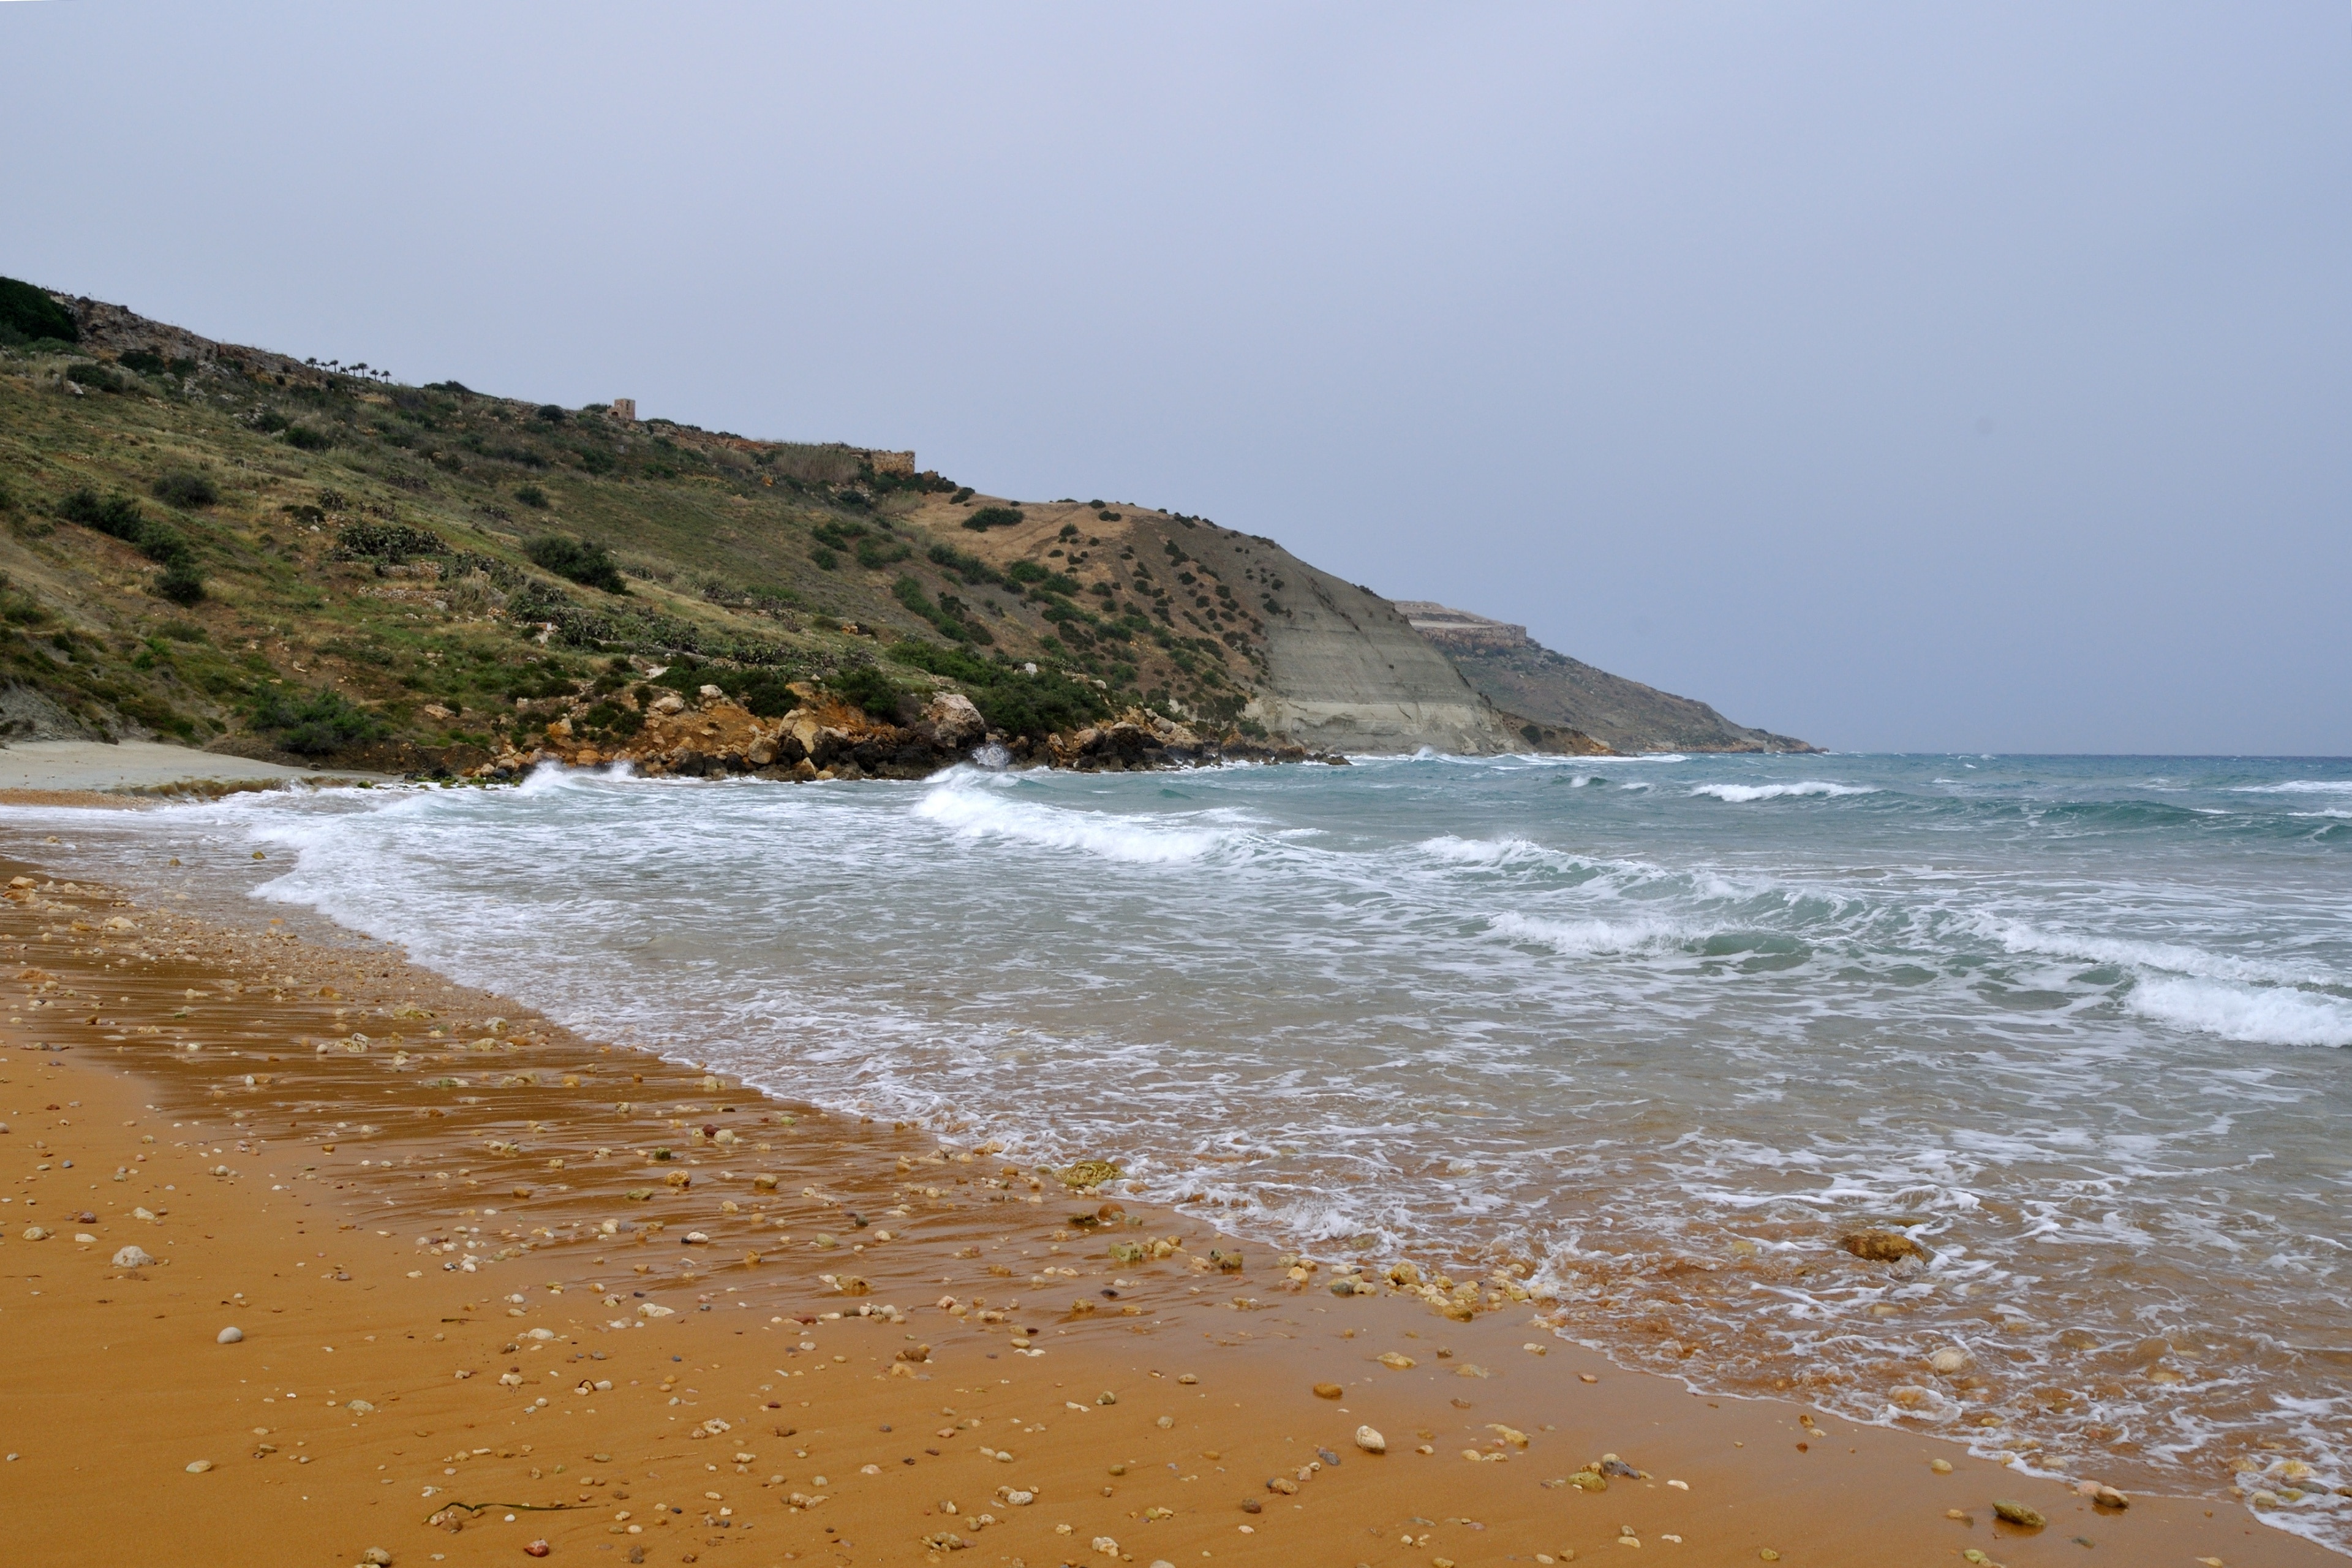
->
[0,815,2323,1568]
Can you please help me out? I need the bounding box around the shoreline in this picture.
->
[0,835,2335,1566]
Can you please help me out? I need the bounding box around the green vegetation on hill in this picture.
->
[0,279,1284,766]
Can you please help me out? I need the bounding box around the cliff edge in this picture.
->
[1396,603,1816,754]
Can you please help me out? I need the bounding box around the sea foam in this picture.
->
[1687,780,1877,802]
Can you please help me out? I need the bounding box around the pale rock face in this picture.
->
[651,693,687,716]
[922,692,986,747]
[697,684,725,701]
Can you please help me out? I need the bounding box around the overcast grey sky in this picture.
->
[6,3,2347,753]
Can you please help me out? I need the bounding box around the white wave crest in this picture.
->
[2127,976,2352,1050]
[1687,780,1877,803]
[1418,835,1551,867]
[2230,780,2352,795]
[1490,911,1692,956]
[1987,922,2340,990]
[913,777,1230,864]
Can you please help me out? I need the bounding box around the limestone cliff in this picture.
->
[1395,603,1815,754]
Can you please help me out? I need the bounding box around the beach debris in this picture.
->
[2073,1480,2128,1508]
[1355,1425,1387,1454]
[1600,1456,1643,1479]
[636,1303,676,1318]
[186,1459,213,1474]
[1090,1537,1119,1558]
[1057,1159,1122,1189]
[1991,1499,2047,1529]
[113,1245,154,1269]
[1841,1229,1926,1263]
[217,1326,244,1344]
[1377,1351,1417,1370]
[1929,1348,1972,1374]
[1313,1382,1343,1399]
[1455,1363,1493,1379]
[1210,1250,1245,1272]
[1487,1423,1529,1449]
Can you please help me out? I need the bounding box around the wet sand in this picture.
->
[0,740,386,794]
[0,851,2330,1568]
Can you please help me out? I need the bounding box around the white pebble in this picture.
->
[217,1326,244,1344]
[1354,1425,1387,1454]
[113,1245,155,1269]
[186,1459,213,1474]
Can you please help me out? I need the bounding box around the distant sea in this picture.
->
[19,753,2352,1547]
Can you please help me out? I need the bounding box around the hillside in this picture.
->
[0,279,1736,770]
[1396,603,1816,754]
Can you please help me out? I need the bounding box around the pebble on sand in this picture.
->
[1313,1382,1343,1399]
[185,1460,213,1474]
[217,1326,244,1344]
[112,1245,154,1269]
[1991,1499,2047,1528]
[1354,1425,1386,1454]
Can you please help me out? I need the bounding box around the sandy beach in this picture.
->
[0,831,2330,1568]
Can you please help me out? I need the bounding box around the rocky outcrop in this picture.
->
[471,688,1346,783]
[1396,603,1816,754]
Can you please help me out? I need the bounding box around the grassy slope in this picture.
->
[0,323,1289,767]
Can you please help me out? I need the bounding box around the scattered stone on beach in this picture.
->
[20,1226,48,1242]
[184,1459,212,1474]
[1929,1348,1971,1374]
[216,1325,243,1344]
[1057,1159,1122,1189]
[1313,1382,1344,1399]
[359,1551,391,1566]
[1930,1458,1954,1473]
[2074,1480,2129,1508]
[1377,1351,1417,1370]
[1992,1499,2047,1528]
[111,1245,154,1268]
[1841,1229,1926,1262]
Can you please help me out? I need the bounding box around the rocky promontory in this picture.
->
[477,682,1346,783]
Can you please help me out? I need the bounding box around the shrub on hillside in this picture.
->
[64,361,126,393]
[249,687,385,755]
[524,533,627,594]
[282,424,336,451]
[56,488,146,542]
[514,484,549,508]
[118,349,170,376]
[0,278,77,344]
[884,639,1109,739]
[155,562,206,605]
[151,471,219,508]
[828,664,904,722]
[963,506,1023,532]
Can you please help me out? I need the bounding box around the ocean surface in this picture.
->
[14,752,2352,1545]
